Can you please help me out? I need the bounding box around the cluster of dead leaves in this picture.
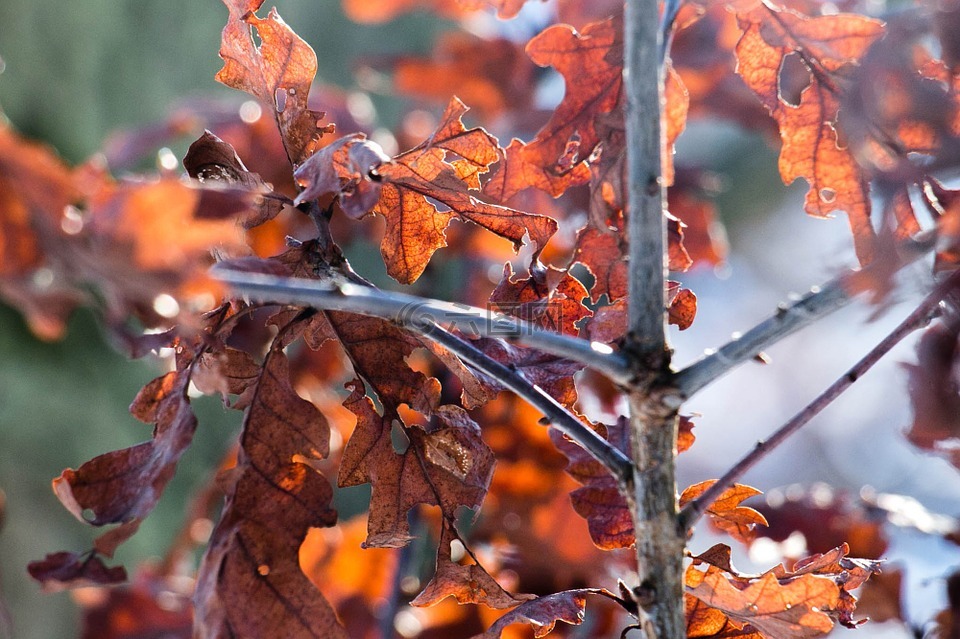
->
[6,0,960,636]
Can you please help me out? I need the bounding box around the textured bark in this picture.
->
[627,387,685,639]
[624,0,686,635]
[625,0,667,364]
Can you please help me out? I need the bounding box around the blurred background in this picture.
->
[0,0,957,637]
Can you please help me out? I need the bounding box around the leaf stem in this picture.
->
[213,270,634,483]
[214,269,634,385]
[678,268,960,530]
[673,230,936,398]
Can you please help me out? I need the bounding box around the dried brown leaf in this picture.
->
[195,342,345,638]
[51,369,197,556]
[28,552,126,593]
[216,0,333,164]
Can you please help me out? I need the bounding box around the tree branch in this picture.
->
[679,268,960,530]
[625,0,668,370]
[673,230,937,398]
[624,0,686,637]
[213,269,634,483]
[214,269,634,386]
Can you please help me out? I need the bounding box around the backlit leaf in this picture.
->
[294,99,557,284]
[337,381,494,548]
[484,18,621,201]
[687,568,839,638]
[734,2,884,264]
[216,0,333,165]
[471,590,589,638]
[412,519,532,609]
[551,418,634,549]
[680,481,768,544]
[195,341,345,638]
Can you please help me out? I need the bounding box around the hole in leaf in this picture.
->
[819,188,836,203]
[390,420,410,454]
[82,508,96,523]
[275,88,287,113]
[778,52,810,108]
[249,25,262,50]
[257,564,270,576]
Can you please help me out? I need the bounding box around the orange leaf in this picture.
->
[551,418,634,550]
[338,381,494,549]
[471,590,589,638]
[52,369,197,557]
[680,481,768,543]
[376,99,556,283]
[295,99,557,284]
[485,18,621,201]
[687,569,839,638]
[734,2,884,264]
[216,0,333,165]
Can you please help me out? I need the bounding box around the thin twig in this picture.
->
[659,0,682,63]
[679,269,960,530]
[625,0,668,369]
[673,230,936,398]
[214,269,634,483]
[214,269,634,385]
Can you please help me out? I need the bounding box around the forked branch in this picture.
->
[214,269,634,483]
[674,231,937,398]
[679,268,960,530]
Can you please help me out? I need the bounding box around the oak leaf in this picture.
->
[28,552,126,593]
[471,590,589,638]
[195,341,345,638]
[572,226,627,303]
[489,263,592,337]
[687,566,839,638]
[469,335,582,408]
[412,519,533,609]
[52,368,198,556]
[337,380,494,548]
[680,481,768,544]
[484,18,621,201]
[668,285,699,331]
[183,130,285,228]
[216,0,333,165]
[551,419,634,549]
[734,2,884,264]
[295,99,557,284]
